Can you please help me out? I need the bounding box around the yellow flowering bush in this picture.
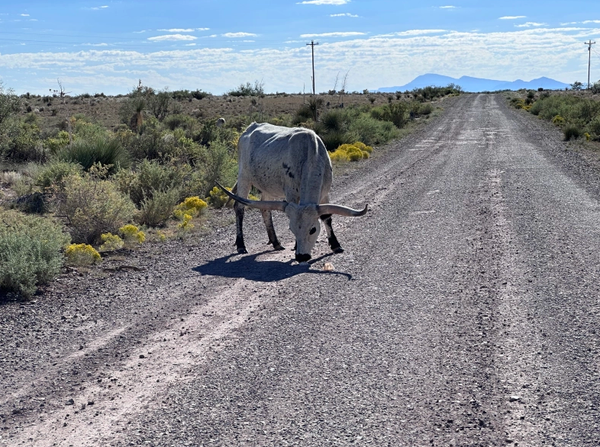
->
[329,142,373,163]
[65,243,101,266]
[99,232,124,252]
[119,224,146,245]
[207,186,231,208]
[552,115,565,125]
[178,213,194,231]
[173,196,207,218]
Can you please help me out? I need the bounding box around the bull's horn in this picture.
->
[317,203,368,217]
[215,182,287,212]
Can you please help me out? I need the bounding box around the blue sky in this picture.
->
[1,0,599,95]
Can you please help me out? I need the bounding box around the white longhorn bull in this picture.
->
[217,122,367,262]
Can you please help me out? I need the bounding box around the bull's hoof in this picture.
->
[332,246,344,254]
[273,244,285,251]
[237,247,248,254]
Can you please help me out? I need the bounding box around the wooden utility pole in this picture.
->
[585,40,596,89]
[306,40,319,95]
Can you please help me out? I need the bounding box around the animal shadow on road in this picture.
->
[193,251,352,282]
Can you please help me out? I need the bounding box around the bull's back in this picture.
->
[237,123,332,202]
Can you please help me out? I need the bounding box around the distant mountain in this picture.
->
[378,74,570,93]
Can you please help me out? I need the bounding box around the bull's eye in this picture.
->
[309,227,317,235]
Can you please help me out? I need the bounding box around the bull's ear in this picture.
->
[215,182,287,212]
[317,203,368,217]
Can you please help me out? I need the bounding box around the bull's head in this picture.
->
[216,182,367,262]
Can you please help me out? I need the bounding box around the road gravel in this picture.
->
[1,94,600,446]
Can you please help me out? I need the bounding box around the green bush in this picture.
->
[57,137,131,173]
[371,102,407,129]
[348,114,399,146]
[227,80,264,97]
[0,209,70,298]
[119,159,185,206]
[35,160,83,190]
[55,170,137,244]
[564,126,581,141]
[194,140,238,197]
[136,187,181,227]
[0,118,46,163]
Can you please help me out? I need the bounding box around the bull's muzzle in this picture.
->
[295,253,311,263]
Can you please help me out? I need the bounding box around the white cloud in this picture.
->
[499,16,526,20]
[515,22,546,28]
[331,13,359,18]
[223,32,258,38]
[300,31,365,38]
[298,0,349,5]
[440,6,456,9]
[377,29,446,37]
[159,28,195,33]
[1,26,595,96]
[91,6,109,10]
[21,13,30,17]
[148,34,198,42]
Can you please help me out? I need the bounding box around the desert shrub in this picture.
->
[119,159,185,206]
[164,114,199,133]
[227,80,264,97]
[371,102,407,128]
[329,142,372,163]
[136,187,181,227]
[148,89,171,121]
[65,243,101,266]
[319,130,355,152]
[0,118,46,163]
[564,126,581,141]
[206,185,233,208]
[173,196,208,219]
[586,116,600,140]
[44,130,71,154]
[99,233,124,252]
[194,140,238,197]
[35,160,83,190]
[125,126,172,160]
[329,149,350,162]
[57,137,131,173]
[551,115,565,125]
[55,169,137,244]
[119,224,145,245]
[0,82,22,124]
[71,116,109,141]
[418,103,433,116]
[348,114,399,146]
[178,213,194,232]
[0,209,70,298]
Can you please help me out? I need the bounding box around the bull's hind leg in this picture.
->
[234,201,248,254]
[320,214,343,253]
[260,210,284,250]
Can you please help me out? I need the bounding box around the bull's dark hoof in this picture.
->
[273,244,285,251]
[332,246,344,254]
[237,247,248,254]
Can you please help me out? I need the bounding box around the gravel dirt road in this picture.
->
[2,94,600,446]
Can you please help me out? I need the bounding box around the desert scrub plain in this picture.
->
[0,80,470,299]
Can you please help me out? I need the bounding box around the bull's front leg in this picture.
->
[320,214,343,253]
[234,201,248,254]
[260,209,284,250]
